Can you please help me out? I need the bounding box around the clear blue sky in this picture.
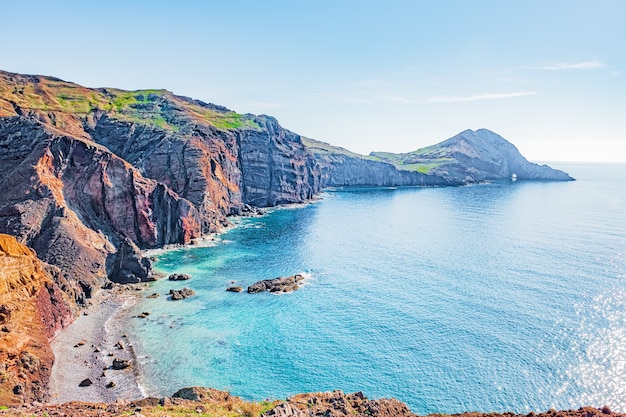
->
[2,1,625,161]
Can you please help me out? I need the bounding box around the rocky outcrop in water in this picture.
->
[169,287,195,300]
[247,274,305,293]
[168,273,191,281]
[0,234,74,405]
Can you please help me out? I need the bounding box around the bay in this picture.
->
[130,163,626,414]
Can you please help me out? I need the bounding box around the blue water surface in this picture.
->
[130,163,626,413]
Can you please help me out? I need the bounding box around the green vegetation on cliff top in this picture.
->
[0,70,260,132]
[301,136,379,160]
[303,136,449,174]
[371,145,453,173]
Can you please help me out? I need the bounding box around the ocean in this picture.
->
[130,163,626,414]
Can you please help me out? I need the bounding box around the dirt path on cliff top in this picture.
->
[48,286,145,403]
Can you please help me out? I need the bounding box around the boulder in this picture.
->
[78,379,92,387]
[168,273,191,281]
[226,286,243,293]
[248,274,305,294]
[112,358,131,370]
[169,288,195,300]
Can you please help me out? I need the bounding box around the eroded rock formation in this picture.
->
[247,274,305,293]
[0,69,320,300]
[0,234,74,405]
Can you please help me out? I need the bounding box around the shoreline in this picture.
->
[49,285,146,404]
[144,198,322,258]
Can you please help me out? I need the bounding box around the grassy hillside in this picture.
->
[0,70,261,134]
[371,144,454,173]
[301,136,379,160]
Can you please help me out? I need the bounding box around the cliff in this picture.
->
[0,69,320,298]
[0,234,74,405]
[302,137,461,187]
[371,129,574,183]
[304,129,573,187]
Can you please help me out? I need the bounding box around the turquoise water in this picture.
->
[131,163,626,413]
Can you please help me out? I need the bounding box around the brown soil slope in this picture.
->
[0,234,73,405]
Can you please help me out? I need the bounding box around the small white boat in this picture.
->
[511,173,517,182]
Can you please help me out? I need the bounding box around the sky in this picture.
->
[2,0,625,162]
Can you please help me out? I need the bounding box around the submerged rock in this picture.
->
[247,274,304,294]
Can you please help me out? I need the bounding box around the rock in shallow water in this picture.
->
[247,274,304,294]
[169,287,195,300]
[168,273,191,281]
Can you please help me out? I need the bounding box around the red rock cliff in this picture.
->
[0,234,74,405]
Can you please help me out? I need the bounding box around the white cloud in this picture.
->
[427,91,536,103]
[536,60,605,70]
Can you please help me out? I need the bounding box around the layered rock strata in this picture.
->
[0,234,74,405]
[302,137,460,187]
[0,69,320,299]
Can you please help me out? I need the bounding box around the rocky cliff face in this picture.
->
[303,137,463,187]
[0,70,320,296]
[305,130,572,187]
[238,116,320,205]
[313,150,460,187]
[0,234,74,405]
[0,117,200,294]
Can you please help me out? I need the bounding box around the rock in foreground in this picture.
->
[265,390,416,417]
[248,274,305,293]
[0,387,621,417]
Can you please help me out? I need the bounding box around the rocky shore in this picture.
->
[0,386,622,417]
[48,285,145,404]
